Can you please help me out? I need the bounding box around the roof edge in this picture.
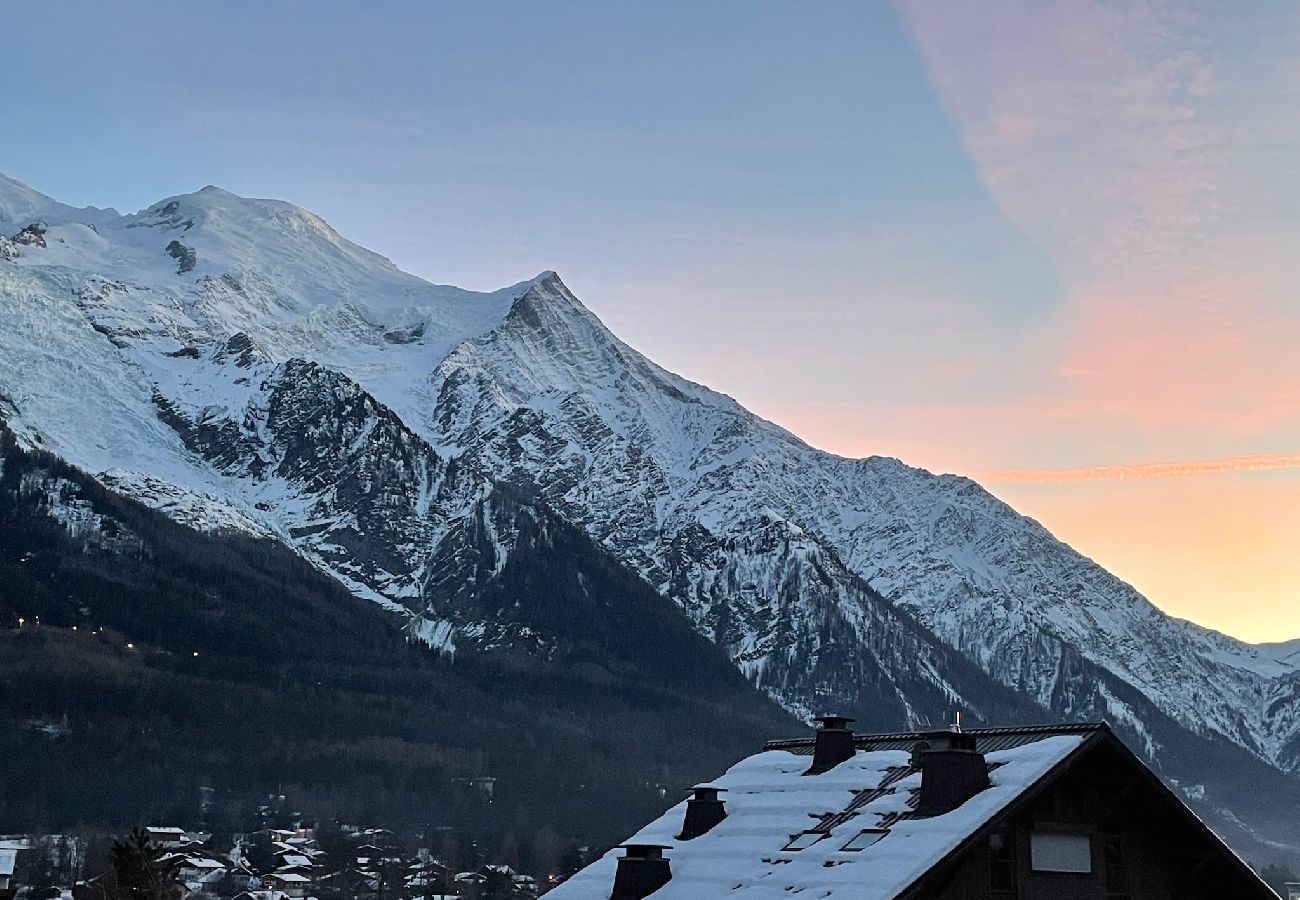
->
[762,720,1107,752]
[894,725,1278,900]
[892,727,1107,899]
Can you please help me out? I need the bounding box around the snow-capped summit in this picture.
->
[0,172,118,229]
[2,172,1298,858]
[120,183,469,312]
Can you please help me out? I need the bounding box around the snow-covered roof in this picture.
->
[233,891,294,900]
[0,849,17,877]
[547,729,1090,899]
[267,872,312,883]
[182,857,226,869]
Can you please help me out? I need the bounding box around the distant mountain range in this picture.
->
[1,172,1296,866]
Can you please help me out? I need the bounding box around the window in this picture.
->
[1103,835,1130,898]
[1030,832,1092,873]
[987,832,1019,894]
[782,831,827,851]
[840,829,889,851]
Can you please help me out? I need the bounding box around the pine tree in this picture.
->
[108,830,181,900]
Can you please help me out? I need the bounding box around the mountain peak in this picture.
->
[500,272,609,346]
[514,270,586,311]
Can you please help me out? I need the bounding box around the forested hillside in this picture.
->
[0,427,797,861]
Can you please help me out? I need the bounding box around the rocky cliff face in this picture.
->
[1,172,1298,861]
[427,275,1299,767]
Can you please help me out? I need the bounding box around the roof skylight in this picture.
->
[782,831,828,851]
[841,828,890,851]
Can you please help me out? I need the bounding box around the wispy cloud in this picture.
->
[886,2,1300,639]
[977,452,1300,484]
[898,0,1300,440]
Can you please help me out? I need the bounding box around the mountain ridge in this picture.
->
[1,172,1298,864]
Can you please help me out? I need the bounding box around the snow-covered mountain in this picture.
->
[2,172,1298,852]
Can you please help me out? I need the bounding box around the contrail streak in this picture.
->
[977,452,1300,484]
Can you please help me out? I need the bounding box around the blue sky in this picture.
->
[7,4,1052,316]
[5,1,1298,640]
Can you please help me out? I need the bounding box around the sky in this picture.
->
[4,1,1297,642]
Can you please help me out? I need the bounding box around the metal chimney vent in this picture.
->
[611,844,672,900]
[805,715,856,775]
[678,785,727,840]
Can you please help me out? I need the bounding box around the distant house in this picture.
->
[71,873,108,900]
[548,720,1278,900]
[0,848,19,900]
[232,891,293,900]
[264,872,311,898]
[355,829,395,847]
[1286,882,1300,900]
[405,859,451,892]
[145,828,187,849]
[175,854,228,889]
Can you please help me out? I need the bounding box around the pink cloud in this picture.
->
[898,0,1300,441]
[977,451,1300,484]
[890,1,1300,638]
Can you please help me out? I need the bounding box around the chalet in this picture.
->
[548,720,1278,900]
[145,827,187,849]
[163,852,228,889]
[232,891,294,900]
[405,859,451,893]
[264,872,312,898]
[0,848,17,900]
[1286,883,1300,900]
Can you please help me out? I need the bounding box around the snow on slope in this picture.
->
[1,172,1297,777]
[425,274,1300,768]
[0,172,119,230]
[0,174,529,471]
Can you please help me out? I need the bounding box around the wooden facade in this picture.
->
[904,737,1276,900]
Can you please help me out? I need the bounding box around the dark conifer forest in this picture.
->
[0,427,797,857]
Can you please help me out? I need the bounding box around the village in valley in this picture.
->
[0,820,552,900]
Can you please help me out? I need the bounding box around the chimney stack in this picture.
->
[915,727,990,816]
[678,785,727,840]
[611,844,672,900]
[805,715,856,775]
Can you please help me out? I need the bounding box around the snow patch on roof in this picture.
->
[547,735,1083,900]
